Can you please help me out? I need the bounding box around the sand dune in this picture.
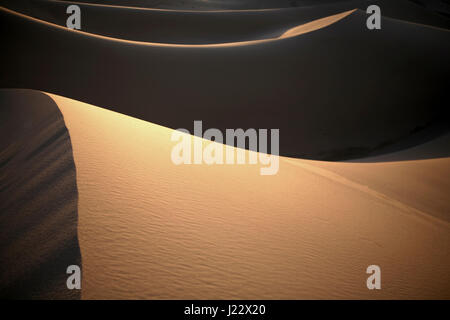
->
[1,5,449,159]
[0,0,362,44]
[0,6,356,47]
[305,133,450,223]
[1,0,448,45]
[0,89,81,299]
[42,92,449,299]
[296,155,450,224]
[34,0,450,30]
[1,0,449,300]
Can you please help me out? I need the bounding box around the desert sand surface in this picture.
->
[1,3,449,159]
[45,92,449,299]
[1,0,449,300]
[0,89,81,299]
[307,133,450,223]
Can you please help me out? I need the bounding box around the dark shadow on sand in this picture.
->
[0,89,81,299]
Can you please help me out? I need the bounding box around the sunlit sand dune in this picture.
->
[308,133,450,223]
[47,92,449,299]
[1,0,449,301]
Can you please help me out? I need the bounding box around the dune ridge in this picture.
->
[39,0,450,28]
[1,0,448,45]
[1,5,448,159]
[0,5,356,46]
[45,92,449,299]
[1,0,449,301]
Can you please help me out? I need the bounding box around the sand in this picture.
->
[14,0,450,30]
[0,89,81,299]
[0,0,449,300]
[5,0,449,44]
[1,4,449,159]
[46,92,449,299]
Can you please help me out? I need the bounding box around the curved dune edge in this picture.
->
[279,9,355,39]
[0,6,355,47]
[46,92,449,299]
[0,89,81,299]
[1,6,448,160]
[279,9,353,38]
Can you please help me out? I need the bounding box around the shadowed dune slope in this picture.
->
[0,5,355,47]
[1,0,448,45]
[51,0,355,10]
[354,131,450,162]
[48,93,450,299]
[1,7,449,159]
[348,118,450,161]
[44,0,450,28]
[0,0,361,44]
[0,89,81,299]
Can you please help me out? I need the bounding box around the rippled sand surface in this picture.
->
[50,93,450,299]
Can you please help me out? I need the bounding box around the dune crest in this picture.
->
[0,5,355,47]
[1,0,449,301]
[1,6,448,159]
[46,92,450,299]
[280,10,355,38]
